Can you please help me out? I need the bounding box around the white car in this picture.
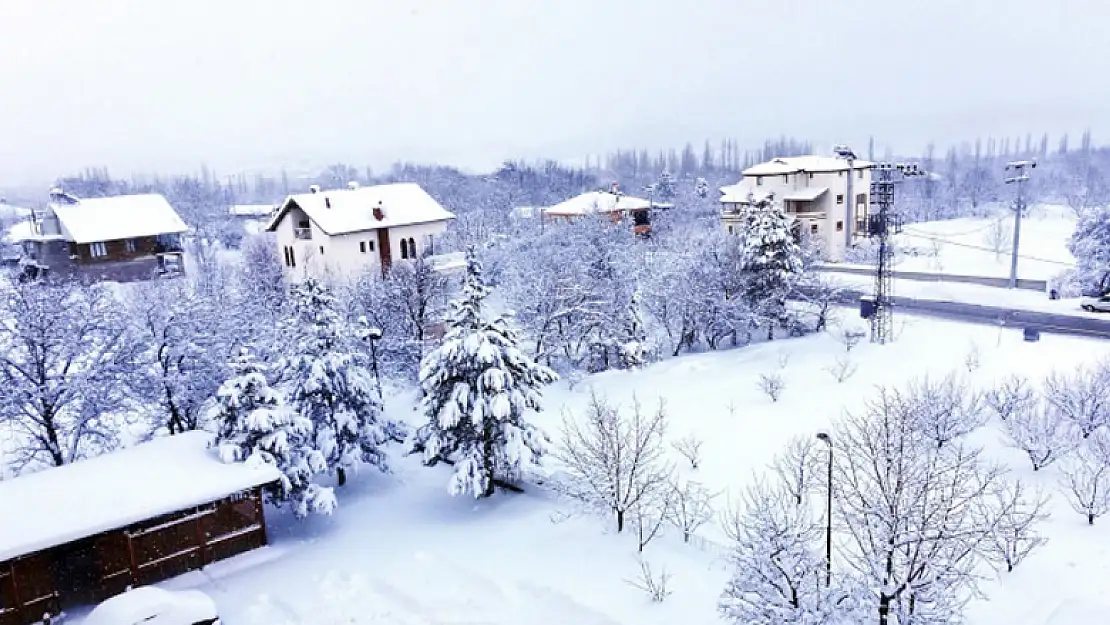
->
[83,586,220,625]
[1081,294,1110,313]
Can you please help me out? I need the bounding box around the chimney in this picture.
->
[309,185,320,194]
[373,200,384,221]
[610,181,619,194]
[325,197,332,209]
[348,181,360,190]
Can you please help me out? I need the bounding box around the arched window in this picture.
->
[408,238,417,258]
[399,238,409,259]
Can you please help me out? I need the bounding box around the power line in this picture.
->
[897,231,1074,267]
[901,216,1008,238]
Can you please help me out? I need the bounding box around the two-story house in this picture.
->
[720,156,873,261]
[266,182,456,282]
[14,189,188,282]
[541,183,672,236]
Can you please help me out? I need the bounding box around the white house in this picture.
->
[266,182,456,282]
[719,155,873,261]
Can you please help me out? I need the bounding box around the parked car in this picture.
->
[83,586,220,625]
[1081,294,1110,313]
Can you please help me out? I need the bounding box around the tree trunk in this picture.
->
[616,508,625,532]
[337,467,347,487]
[878,595,892,625]
[1089,513,1095,525]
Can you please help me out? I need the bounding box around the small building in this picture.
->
[229,204,279,236]
[14,189,188,283]
[541,183,671,236]
[0,432,280,625]
[719,156,873,261]
[266,182,456,282]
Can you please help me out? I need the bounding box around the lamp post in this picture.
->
[815,431,833,588]
[1004,159,1036,289]
[357,317,385,401]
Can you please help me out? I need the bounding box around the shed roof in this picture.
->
[783,186,829,201]
[50,194,188,244]
[266,183,455,235]
[542,191,672,216]
[742,155,875,176]
[229,204,277,217]
[0,431,281,563]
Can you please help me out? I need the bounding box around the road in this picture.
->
[799,285,1110,340]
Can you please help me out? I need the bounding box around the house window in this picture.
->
[858,169,864,179]
[400,239,409,260]
[408,237,417,258]
[89,242,107,258]
[125,238,137,253]
[810,223,819,235]
[289,246,296,267]
[283,246,291,267]
[836,221,844,232]
[319,245,325,255]
[369,240,375,251]
[836,194,844,204]
[727,225,734,234]
[755,177,763,186]
[424,234,435,255]
[360,241,367,254]
[856,193,867,207]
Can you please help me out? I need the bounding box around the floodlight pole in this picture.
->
[1004,160,1035,289]
[835,145,857,251]
[816,431,833,589]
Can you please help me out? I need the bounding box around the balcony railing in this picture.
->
[293,227,312,240]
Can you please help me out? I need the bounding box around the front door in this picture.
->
[376,229,391,277]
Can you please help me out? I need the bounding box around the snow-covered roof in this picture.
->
[0,431,281,563]
[541,191,672,216]
[719,185,775,204]
[229,204,277,217]
[50,194,188,244]
[783,186,829,202]
[742,155,875,176]
[0,202,31,221]
[266,183,455,236]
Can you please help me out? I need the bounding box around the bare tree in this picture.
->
[963,342,981,372]
[905,373,986,447]
[626,559,672,603]
[771,435,825,506]
[665,479,716,543]
[0,282,138,471]
[758,373,785,402]
[979,481,1049,573]
[1002,401,1076,470]
[1059,442,1110,525]
[983,217,1013,259]
[1043,366,1110,438]
[834,386,1040,625]
[983,375,1036,422]
[825,354,858,384]
[671,434,704,470]
[386,255,451,343]
[556,393,673,533]
[839,327,866,352]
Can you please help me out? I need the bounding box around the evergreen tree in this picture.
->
[1069,205,1110,295]
[656,169,677,201]
[741,197,803,338]
[283,278,404,487]
[413,248,558,498]
[214,347,336,517]
[694,177,710,199]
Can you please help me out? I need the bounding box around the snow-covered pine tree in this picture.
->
[694,177,709,199]
[413,247,558,498]
[656,169,677,201]
[1068,205,1110,295]
[214,347,336,517]
[282,278,404,487]
[741,196,804,338]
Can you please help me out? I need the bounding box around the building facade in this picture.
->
[720,156,873,261]
[267,182,455,282]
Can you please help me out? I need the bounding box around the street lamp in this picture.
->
[834,144,858,250]
[357,316,385,401]
[815,431,833,588]
[1004,159,1036,289]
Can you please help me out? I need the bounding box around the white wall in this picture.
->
[274,209,451,284]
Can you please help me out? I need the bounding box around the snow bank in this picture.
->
[0,431,280,562]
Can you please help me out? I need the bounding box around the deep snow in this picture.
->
[65,312,1110,625]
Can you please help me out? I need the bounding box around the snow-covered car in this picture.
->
[83,586,220,625]
[1080,294,1110,313]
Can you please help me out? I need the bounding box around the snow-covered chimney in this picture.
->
[348,181,360,190]
[373,200,384,221]
[309,185,320,194]
[610,181,619,194]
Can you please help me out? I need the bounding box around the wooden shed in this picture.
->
[0,432,281,625]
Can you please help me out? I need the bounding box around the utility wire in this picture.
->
[897,231,1075,267]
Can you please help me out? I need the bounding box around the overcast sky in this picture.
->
[2,0,1108,186]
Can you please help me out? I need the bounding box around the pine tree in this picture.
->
[694,177,710,199]
[283,278,404,487]
[656,169,677,201]
[214,347,336,517]
[741,198,804,338]
[413,248,559,498]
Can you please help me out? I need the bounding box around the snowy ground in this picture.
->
[862,204,1077,281]
[64,312,1110,625]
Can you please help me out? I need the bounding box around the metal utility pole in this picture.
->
[1004,160,1036,289]
[865,162,926,344]
[816,431,833,589]
[834,145,857,249]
